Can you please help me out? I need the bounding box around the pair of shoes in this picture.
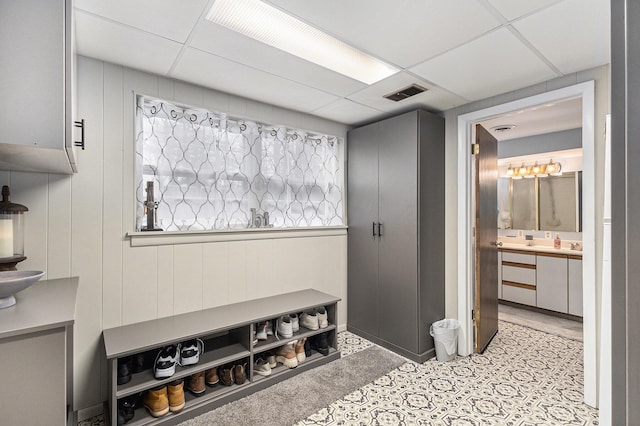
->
[143,380,185,418]
[300,307,329,330]
[254,357,272,376]
[180,339,204,366]
[254,321,273,343]
[309,332,330,356]
[218,363,247,386]
[275,339,306,368]
[185,372,206,397]
[154,345,181,379]
[117,393,140,425]
[276,316,294,339]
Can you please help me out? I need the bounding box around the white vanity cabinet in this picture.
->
[568,256,583,316]
[501,250,537,306]
[536,253,569,313]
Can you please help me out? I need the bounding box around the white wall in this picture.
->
[0,56,349,413]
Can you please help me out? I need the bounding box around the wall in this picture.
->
[498,128,582,158]
[0,56,349,414]
[443,65,609,327]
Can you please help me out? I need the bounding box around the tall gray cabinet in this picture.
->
[347,109,445,363]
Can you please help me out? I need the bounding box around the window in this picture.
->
[135,96,344,231]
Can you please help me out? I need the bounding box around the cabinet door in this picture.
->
[568,258,583,316]
[377,112,419,351]
[347,123,380,337]
[0,0,64,148]
[536,255,568,312]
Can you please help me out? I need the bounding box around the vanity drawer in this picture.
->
[501,251,536,265]
[502,265,536,286]
[502,284,536,305]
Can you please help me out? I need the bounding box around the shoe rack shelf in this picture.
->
[103,289,340,426]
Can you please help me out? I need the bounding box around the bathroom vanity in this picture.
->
[499,245,583,317]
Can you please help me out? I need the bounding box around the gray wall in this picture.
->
[498,128,582,158]
[611,0,639,424]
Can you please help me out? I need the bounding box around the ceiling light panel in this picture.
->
[205,0,398,84]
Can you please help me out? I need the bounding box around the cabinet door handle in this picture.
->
[372,222,377,237]
[378,222,383,237]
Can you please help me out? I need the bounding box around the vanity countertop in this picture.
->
[0,277,78,340]
[500,242,583,256]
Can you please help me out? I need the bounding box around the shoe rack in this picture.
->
[103,289,340,426]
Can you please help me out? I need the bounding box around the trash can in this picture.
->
[430,319,460,362]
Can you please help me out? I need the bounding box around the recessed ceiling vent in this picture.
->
[383,84,427,102]
[490,124,517,132]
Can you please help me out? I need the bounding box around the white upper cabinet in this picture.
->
[0,0,78,174]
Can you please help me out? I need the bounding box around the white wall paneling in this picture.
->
[2,56,349,416]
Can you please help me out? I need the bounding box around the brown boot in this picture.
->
[233,364,246,385]
[185,372,206,397]
[167,380,185,413]
[143,385,169,418]
[205,368,219,387]
[295,338,307,363]
[275,341,298,368]
[218,365,234,386]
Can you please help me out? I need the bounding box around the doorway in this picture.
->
[456,81,597,407]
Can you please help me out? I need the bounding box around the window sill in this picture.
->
[127,226,348,247]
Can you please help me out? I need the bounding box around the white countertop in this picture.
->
[500,242,583,256]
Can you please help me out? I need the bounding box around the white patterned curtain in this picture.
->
[135,96,343,231]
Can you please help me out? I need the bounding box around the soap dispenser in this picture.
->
[554,233,561,249]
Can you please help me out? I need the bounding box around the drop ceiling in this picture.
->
[73,0,610,126]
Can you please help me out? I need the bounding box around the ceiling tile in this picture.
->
[347,72,469,113]
[75,11,183,76]
[266,0,501,68]
[74,0,209,43]
[311,99,384,125]
[189,22,367,97]
[409,28,558,101]
[486,0,560,21]
[172,48,341,114]
[512,0,610,74]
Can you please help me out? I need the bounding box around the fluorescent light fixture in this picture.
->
[206,0,399,84]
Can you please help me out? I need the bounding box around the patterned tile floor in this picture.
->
[81,324,598,425]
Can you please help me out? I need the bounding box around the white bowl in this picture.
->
[0,270,45,309]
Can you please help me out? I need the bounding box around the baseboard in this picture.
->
[337,323,347,333]
[346,325,436,363]
[77,403,104,422]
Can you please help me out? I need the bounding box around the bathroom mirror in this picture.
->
[498,171,582,232]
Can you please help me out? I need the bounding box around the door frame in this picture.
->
[456,81,597,407]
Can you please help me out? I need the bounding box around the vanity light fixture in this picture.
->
[505,159,562,179]
[206,0,399,84]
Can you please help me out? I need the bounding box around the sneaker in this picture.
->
[275,342,298,368]
[205,368,219,386]
[276,315,293,339]
[265,351,277,368]
[143,385,169,418]
[180,339,204,366]
[299,311,319,330]
[295,338,307,363]
[219,365,234,386]
[254,358,272,376]
[256,322,268,341]
[185,372,206,397]
[117,356,133,385]
[310,332,329,356]
[234,364,247,385]
[289,313,299,332]
[167,379,185,413]
[154,345,181,379]
[304,338,312,357]
[316,307,329,329]
[266,320,274,336]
